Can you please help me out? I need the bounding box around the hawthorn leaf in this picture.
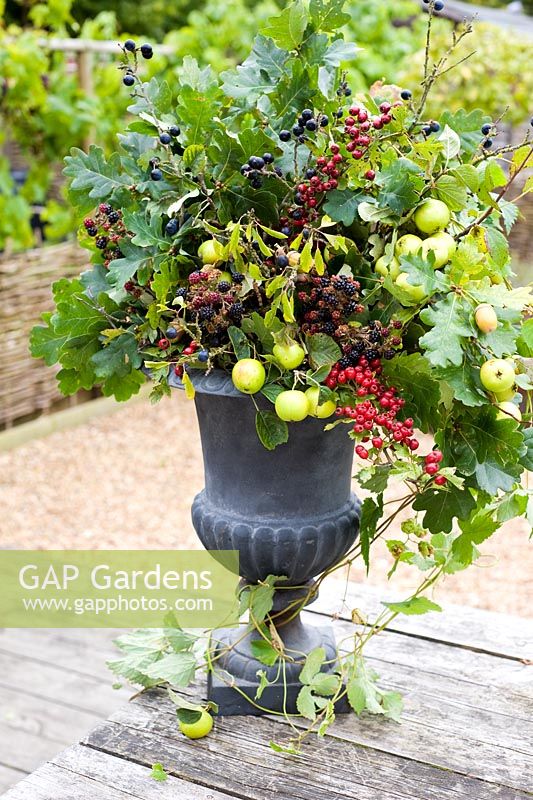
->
[260,1,308,50]
[420,294,474,368]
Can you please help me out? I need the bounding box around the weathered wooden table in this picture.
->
[2,583,533,799]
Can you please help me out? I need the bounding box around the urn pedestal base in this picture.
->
[208,621,349,716]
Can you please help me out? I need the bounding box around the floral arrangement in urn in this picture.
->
[32,0,532,746]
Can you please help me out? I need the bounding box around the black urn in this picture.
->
[173,369,360,715]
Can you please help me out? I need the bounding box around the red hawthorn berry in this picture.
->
[425,463,439,475]
[365,169,376,181]
[379,102,392,113]
[426,450,443,463]
[358,110,368,123]
[381,114,392,124]
[360,121,371,132]
[434,475,447,486]
[345,116,355,127]
[407,439,419,450]
[353,150,363,160]
[158,338,170,350]
[174,365,184,377]
[330,143,340,154]
[372,437,383,449]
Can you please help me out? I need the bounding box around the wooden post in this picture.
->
[77,48,95,150]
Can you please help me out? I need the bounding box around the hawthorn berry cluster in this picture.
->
[297,272,362,338]
[240,152,281,189]
[83,204,125,267]
[121,39,153,86]
[279,108,329,145]
[341,102,395,177]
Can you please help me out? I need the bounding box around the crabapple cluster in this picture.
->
[298,272,362,338]
[83,204,125,267]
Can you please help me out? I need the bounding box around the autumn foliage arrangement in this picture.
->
[32,0,532,742]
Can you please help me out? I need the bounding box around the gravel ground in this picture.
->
[0,393,531,617]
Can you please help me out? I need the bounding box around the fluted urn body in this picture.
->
[174,369,360,714]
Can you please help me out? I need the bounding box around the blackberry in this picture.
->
[323,322,336,335]
[228,301,244,319]
[96,236,108,249]
[108,210,120,223]
[176,287,188,298]
[100,204,112,215]
[339,356,351,368]
[232,272,244,284]
[368,329,381,343]
[87,226,98,237]
[384,349,395,360]
[199,306,215,321]
[343,282,358,296]
[217,280,231,293]
[322,293,337,306]
[319,277,330,287]
[365,348,379,360]
[318,309,332,321]
[346,300,358,313]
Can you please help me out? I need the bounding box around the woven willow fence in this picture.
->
[0,241,89,428]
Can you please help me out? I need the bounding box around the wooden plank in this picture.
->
[0,650,130,717]
[85,707,530,800]
[53,744,238,799]
[0,629,122,682]
[130,680,532,794]
[1,764,140,800]
[0,766,27,798]
[0,723,64,774]
[314,580,533,660]
[0,685,102,744]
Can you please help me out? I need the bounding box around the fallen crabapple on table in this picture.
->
[31,0,533,751]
